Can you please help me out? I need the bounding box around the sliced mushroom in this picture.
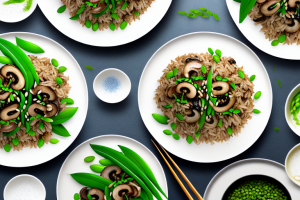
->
[129,182,141,198]
[209,96,236,113]
[176,82,197,99]
[80,187,89,200]
[44,102,59,118]
[167,86,178,98]
[285,19,300,33]
[185,109,201,123]
[0,92,11,100]
[90,3,106,14]
[113,184,133,200]
[101,165,122,181]
[183,61,202,78]
[31,86,56,101]
[0,104,20,121]
[88,188,104,200]
[288,0,300,8]
[28,103,47,117]
[0,122,17,132]
[261,1,280,16]
[212,82,230,96]
[0,65,25,91]
[257,0,266,3]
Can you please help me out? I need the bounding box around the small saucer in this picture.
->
[285,143,300,187]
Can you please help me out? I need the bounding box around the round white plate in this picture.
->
[226,0,300,60]
[56,135,168,200]
[0,32,88,167]
[204,158,300,199]
[38,0,172,47]
[138,32,272,163]
[0,0,38,23]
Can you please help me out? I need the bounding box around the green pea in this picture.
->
[216,76,222,81]
[254,91,262,99]
[120,21,128,30]
[171,123,177,130]
[61,98,74,105]
[109,22,116,31]
[12,138,19,146]
[222,77,228,82]
[238,70,245,79]
[163,129,172,135]
[84,156,95,163]
[4,144,11,152]
[173,68,178,76]
[57,5,66,13]
[186,135,193,144]
[176,113,184,121]
[58,66,67,73]
[56,77,63,85]
[50,138,59,144]
[38,139,45,148]
[85,20,92,28]
[0,56,13,65]
[201,65,207,74]
[74,193,80,200]
[250,75,256,81]
[215,49,222,57]
[227,127,233,135]
[152,113,169,124]
[271,40,279,46]
[278,34,286,43]
[51,58,59,67]
[90,164,105,173]
[208,47,214,55]
[213,55,220,63]
[172,134,180,140]
[166,71,173,79]
[233,109,241,114]
[230,82,236,89]
[99,159,114,166]
[253,109,261,114]
[218,119,222,127]
[92,23,99,31]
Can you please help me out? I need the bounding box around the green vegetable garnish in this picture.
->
[186,135,193,144]
[85,20,92,28]
[213,55,220,63]
[215,49,222,57]
[271,40,279,46]
[278,79,282,88]
[57,5,66,13]
[227,127,233,135]
[253,109,261,114]
[152,114,169,124]
[51,58,59,67]
[109,22,116,31]
[201,65,207,74]
[166,71,173,79]
[172,134,180,140]
[92,23,99,31]
[176,113,184,121]
[238,0,256,23]
[85,66,94,70]
[171,123,177,130]
[274,127,279,132]
[38,139,45,148]
[230,82,236,89]
[163,129,172,135]
[50,138,59,144]
[218,119,222,127]
[278,34,286,43]
[120,21,128,30]
[208,48,214,55]
[12,138,19,146]
[238,70,244,79]
[254,91,261,99]
[4,144,11,152]
[250,75,256,81]
[84,156,95,163]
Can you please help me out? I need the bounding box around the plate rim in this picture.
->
[0,31,89,168]
[203,158,286,199]
[138,31,273,163]
[37,0,172,47]
[56,134,169,200]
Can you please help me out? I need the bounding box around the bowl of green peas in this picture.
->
[222,175,291,200]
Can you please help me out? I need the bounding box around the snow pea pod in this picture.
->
[90,145,155,200]
[70,4,86,20]
[3,126,20,137]
[206,67,213,115]
[0,56,13,64]
[104,186,111,200]
[18,92,25,111]
[119,145,168,199]
[111,0,116,13]
[16,37,45,54]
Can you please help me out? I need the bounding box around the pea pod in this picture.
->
[50,107,78,125]
[119,145,168,199]
[0,56,13,64]
[16,37,45,54]
[104,186,111,200]
[71,173,112,190]
[99,158,114,166]
[90,144,156,200]
[52,124,71,137]
[111,0,116,13]
[3,126,20,137]
[70,4,86,20]
[18,92,25,111]
[206,67,213,115]
[137,190,149,200]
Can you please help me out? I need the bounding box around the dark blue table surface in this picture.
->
[1,0,300,199]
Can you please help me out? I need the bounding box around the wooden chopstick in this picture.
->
[158,143,203,200]
[151,139,194,200]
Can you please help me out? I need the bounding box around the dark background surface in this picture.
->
[1,0,300,199]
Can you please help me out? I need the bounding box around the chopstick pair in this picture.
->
[151,139,203,200]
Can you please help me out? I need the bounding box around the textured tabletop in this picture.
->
[1,0,300,199]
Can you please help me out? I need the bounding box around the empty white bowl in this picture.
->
[93,68,131,103]
[285,84,300,137]
[4,174,46,200]
[285,143,300,187]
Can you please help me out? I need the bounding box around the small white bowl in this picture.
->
[285,84,300,137]
[0,0,38,23]
[93,68,131,103]
[285,143,300,187]
[3,174,46,200]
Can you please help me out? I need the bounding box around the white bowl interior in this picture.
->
[93,68,131,103]
[4,174,46,200]
[285,84,300,137]
[285,143,300,187]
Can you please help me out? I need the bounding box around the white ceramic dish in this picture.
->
[204,158,300,199]
[138,32,272,163]
[0,0,38,23]
[226,0,300,60]
[4,174,46,200]
[285,143,300,187]
[93,68,131,103]
[38,0,172,47]
[56,135,168,200]
[0,32,88,167]
[285,84,300,136]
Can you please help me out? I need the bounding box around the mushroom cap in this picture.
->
[261,1,280,16]
[166,86,178,98]
[257,0,266,3]
[183,61,202,78]
[0,92,11,100]
[28,103,47,117]
[212,81,230,96]
[0,104,20,121]
[209,96,236,113]
[288,0,300,8]
[44,102,59,118]
[112,184,133,200]
[176,82,197,99]
[31,86,56,101]
[88,188,104,200]
[129,182,141,198]
[90,4,106,14]
[1,65,25,91]
[80,187,89,200]
[0,122,17,132]
[185,109,201,123]
[101,165,122,181]
[285,20,300,33]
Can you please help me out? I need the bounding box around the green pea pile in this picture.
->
[227,180,288,200]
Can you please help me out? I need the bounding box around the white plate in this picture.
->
[56,135,168,200]
[38,0,172,47]
[226,0,300,60]
[0,32,88,167]
[138,32,272,163]
[204,158,300,199]
[0,0,38,23]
